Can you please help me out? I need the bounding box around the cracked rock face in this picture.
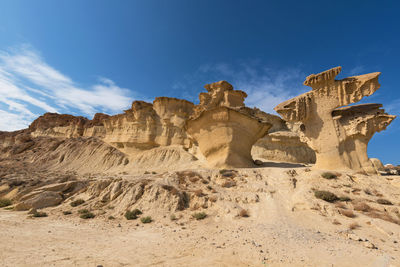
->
[275,67,396,174]
[186,81,271,168]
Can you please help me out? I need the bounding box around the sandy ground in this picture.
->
[1,162,400,267]
[1,197,399,266]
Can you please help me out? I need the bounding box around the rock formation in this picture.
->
[1,80,317,169]
[29,97,195,153]
[275,67,396,174]
[186,81,272,168]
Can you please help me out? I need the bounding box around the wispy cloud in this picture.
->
[0,45,135,131]
[348,65,366,76]
[173,62,307,114]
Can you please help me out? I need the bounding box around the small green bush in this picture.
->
[321,172,337,180]
[170,214,177,221]
[70,199,85,207]
[108,216,115,220]
[219,169,236,177]
[0,198,12,208]
[339,196,351,202]
[33,211,48,217]
[192,212,207,220]
[63,211,72,215]
[78,209,90,214]
[314,190,339,203]
[125,209,142,220]
[377,199,393,205]
[141,216,152,223]
[80,212,95,219]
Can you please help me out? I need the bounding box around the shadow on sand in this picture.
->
[254,161,306,168]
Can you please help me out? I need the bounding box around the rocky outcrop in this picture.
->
[275,67,396,174]
[29,97,195,154]
[186,81,272,168]
[252,130,316,164]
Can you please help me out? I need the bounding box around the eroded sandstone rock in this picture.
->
[186,81,271,168]
[29,97,195,154]
[275,67,396,174]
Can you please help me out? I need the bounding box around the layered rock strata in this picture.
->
[186,81,272,168]
[29,97,195,153]
[275,67,396,174]
[1,81,317,169]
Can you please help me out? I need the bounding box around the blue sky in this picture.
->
[0,0,399,164]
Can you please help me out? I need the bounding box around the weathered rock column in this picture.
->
[186,81,271,168]
[275,67,396,174]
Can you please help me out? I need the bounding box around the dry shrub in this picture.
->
[353,202,373,212]
[209,195,217,202]
[219,169,237,178]
[372,189,383,197]
[349,222,360,230]
[376,199,393,205]
[364,188,372,195]
[335,202,347,209]
[339,196,351,202]
[239,209,249,217]
[80,212,95,219]
[221,180,236,188]
[32,211,48,218]
[161,184,179,195]
[0,198,12,208]
[365,211,400,225]
[194,189,203,197]
[176,171,202,184]
[125,209,142,220]
[340,209,356,218]
[321,172,338,180]
[141,216,152,223]
[314,190,339,203]
[192,212,207,220]
[70,199,85,207]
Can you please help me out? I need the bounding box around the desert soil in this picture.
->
[1,167,399,267]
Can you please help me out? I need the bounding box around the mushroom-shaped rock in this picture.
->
[275,67,396,174]
[186,81,271,168]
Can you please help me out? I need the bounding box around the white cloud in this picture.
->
[0,109,32,131]
[348,65,366,76]
[0,45,135,131]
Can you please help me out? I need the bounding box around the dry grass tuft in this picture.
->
[70,199,85,207]
[194,189,204,197]
[192,212,207,220]
[125,209,142,220]
[314,190,339,203]
[335,202,347,209]
[321,172,338,180]
[0,198,12,208]
[340,209,356,218]
[376,199,393,205]
[239,209,249,217]
[349,222,360,230]
[221,180,236,188]
[141,216,152,223]
[353,202,373,212]
[209,195,217,202]
[365,211,400,225]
